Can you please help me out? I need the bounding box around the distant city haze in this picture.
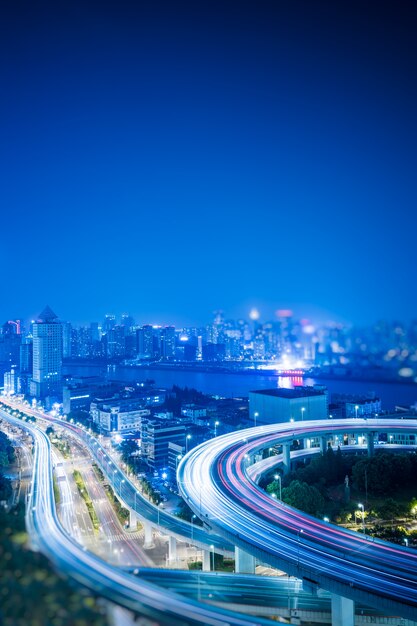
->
[1,1,416,325]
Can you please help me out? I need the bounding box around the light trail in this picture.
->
[178,418,417,621]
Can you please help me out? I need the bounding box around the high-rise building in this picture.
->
[161,326,176,359]
[20,339,33,373]
[4,368,18,395]
[30,306,63,401]
[136,325,154,358]
[0,321,22,370]
[62,322,72,358]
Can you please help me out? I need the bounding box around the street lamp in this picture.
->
[297,529,304,568]
[176,454,183,470]
[358,503,365,534]
[355,405,359,419]
[301,407,305,421]
[214,421,220,437]
[186,434,192,453]
[254,412,259,427]
[157,502,163,526]
[274,473,282,500]
[134,491,140,510]
[191,514,196,543]
[210,544,215,571]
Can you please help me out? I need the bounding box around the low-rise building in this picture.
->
[90,398,150,434]
[141,418,185,470]
[249,386,328,424]
[181,404,207,425]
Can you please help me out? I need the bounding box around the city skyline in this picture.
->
[4,302,417,331]
[2,2,417,625]
[1,1,417,326]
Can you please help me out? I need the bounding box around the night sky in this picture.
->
[1,1,416,326]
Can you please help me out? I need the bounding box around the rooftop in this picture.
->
[250,387,326,399]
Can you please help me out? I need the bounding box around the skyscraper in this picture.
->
[136,325,154,359]
[161,326,176,359]
[30,306,63,401]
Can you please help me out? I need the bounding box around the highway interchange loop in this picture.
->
[0,408,274,626]
[178,418,417,622]
[3,400,417,623]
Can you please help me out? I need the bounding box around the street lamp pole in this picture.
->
[355,405,359,419]
[214,421,220,437]
[186,434,192,453]
[157,502,163,526]
[254,412,259,428]
[274,473,282,500]
[134,491,140,510]
[301,407,305,421]
[358,503,365,534]
[297,529,304,568]
[210,544,215,571]
[191,514,196,543]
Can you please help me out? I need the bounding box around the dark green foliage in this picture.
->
[352,452,417,496]
[118,439,148,474]
[104,484,129,522]
[139,477,161,505]
[280,480,326,517]
[0,501,109,626]
[375,497,407,519]
[163,386,209,415]
[0,471,13,501]
[175,499,202,525]
[0,430,16,467]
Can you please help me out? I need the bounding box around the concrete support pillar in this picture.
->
[367,432,375,457]
[282,443,291,475]
[168,535,177,561]
[320,436,328,454]
[234,546,256,574]
[143,520,154,549]
[331,594,354,626]
[129,510,138,530]
[202,549,212,571]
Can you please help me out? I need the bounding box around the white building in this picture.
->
[90,398,150,434]
[181,404,207,424]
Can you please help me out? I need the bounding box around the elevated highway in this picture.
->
[178,418,417,622]
[0,409,274,626]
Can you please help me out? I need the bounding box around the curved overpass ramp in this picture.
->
[178,418,417,622]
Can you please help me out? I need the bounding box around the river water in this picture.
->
[63,363,417,410]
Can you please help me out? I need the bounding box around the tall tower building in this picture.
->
[137,325,154,358]
[161,326,176,359]
[30,306,63,401]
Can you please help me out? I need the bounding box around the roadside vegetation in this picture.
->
[0,464,109,625]
[73,470,100,532]
[92,463,130,526]
[264,448,417,546]
[0,429,16,502]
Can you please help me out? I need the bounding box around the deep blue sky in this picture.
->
[1,1,416,327]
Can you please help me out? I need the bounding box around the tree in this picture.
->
[281,480,326,517]
[0,472,12,501]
